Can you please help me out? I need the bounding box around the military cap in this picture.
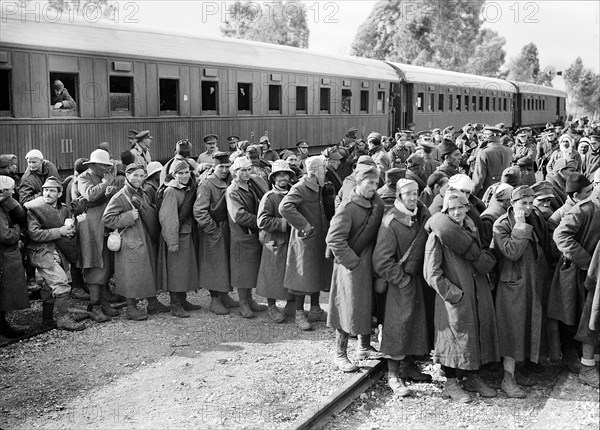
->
[483,126,503,135]
[502,166,522,186]
[431,128,441,134]
[589,135,600,143]
[396,178,418,195]
[442,191,469,213]
[26,149,44,160]
[0,154,17,168]
[407,152,424,168]
[74,158,88,174]
[203,134,218,144]
[566,173,591,194]
[259,135,269,144]
[367,132,382,145]
[417,130,432,138]
[355,165,379,182]
[136,130,152,140]
[516,127,532,135]
[438,139,459,157]
[279,149,295,160]
[128,129,139,138]
[416,140,435,150]
[442,125,455,134]
[553,158,577,172]
[42,176,63,190]
[347,127,359,133]
[512,185,535,201]
[227,135,240,143]
[296,140,309,148]
[385,167,406,187]
[356,155,376,167]
[495,183,514,200]
[529,182,553,200]
[246,145,261,160]
[322,146,343,160]
[494,123,506,130]
[146,161,163,178]
[213,151,231,165]
[176,139,192,150]
[125,163,145,174]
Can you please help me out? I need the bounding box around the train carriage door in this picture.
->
[404,83,414,131]
[391,83,403,133]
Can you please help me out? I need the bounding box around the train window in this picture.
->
[159,79,179,114]
[464,95,469,111]
[377,91,385,114]
[448,94,453,112]
[417,93,424,112]
[49,72,78,116]
[484,97,489,111]
[238,83,252,113]
[428,93,434,112]
[438,94,444,112]
[201,81,218,114]
[360,90,369,113]
[269,85,281,113]
[109,76,133,115]
[296,86,307,113]
[503,98,507,111]
[492,97,496,111]
[542,99,546,110]
[0,69,10,116]
[455,95,461,111]
[320,88,331,113]
[472,96,477,111]
[342,89,352,114]
[527,99,531,111]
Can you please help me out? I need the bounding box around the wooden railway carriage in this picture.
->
[513,82,567,129]
[387,62,517,132]
[0,17,397,172]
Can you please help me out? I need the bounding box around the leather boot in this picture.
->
[41,301,56,328]
[238,289,254,319]
[209,296,229,315]
[147,296,170,314]
[307,306,327,322]
[99,286,119,317]
[284,300,296,317]
[579,364,600,388]
[445,378,472,403]
[103,284,125,303]
[398,358,433,382]
[220,293,239,308]
[88,285,110,323]
[126,299,148,321]
[70,286,90,301]
[295,310,312,331]
[247,292,267,312]
[170,292,190,318]
[335,330,358,372]
[0,311,24,338]
[501,371,526,398]
[180,293,202,311]
[267,305,286,323]
[55,294,85,331]
[356,334,383,360]
[465,373,497,398]
[388,377,411,397]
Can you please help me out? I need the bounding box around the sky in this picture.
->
[3,0,599,89]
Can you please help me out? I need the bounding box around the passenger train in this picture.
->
[0,16,567,172]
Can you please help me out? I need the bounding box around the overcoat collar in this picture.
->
[348,189,372,209]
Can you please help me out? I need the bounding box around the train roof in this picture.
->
[508,81,567,97]
[387,62,517,94]
[0,16,399,82]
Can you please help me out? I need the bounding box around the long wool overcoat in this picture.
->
[493,207,553,362]
[326,190,384,335]
[157,180,199,292]
[424,214,499,370]
[256,189,290,300]
[193,174,231,293]
[373,202,430,359]
[103,184,158,298]
[279,176,332,295]
[226,178,262,290]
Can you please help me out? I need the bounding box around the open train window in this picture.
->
[464,95,469,111]
[296,86,307,113]
[320,88,331,113]
[448,94,453,112]
[455,94,461,111]
[269,85,281,113]
[159,79,179,115]
[0,69,11,117]
[527,99,531,111]
[109,76,133,116]
[504,98,507,111]
[479,96,483,111]
[472,96,477,111]
[377,91,385,114]
[202,81,218,114]
[238,83,252,114]
[542,99,546,110]
[360,90,369,113]
[485,97,490,111]
[49,72,78,116]
[342,89,352,114]
[492,97,496,111]
[438,94,444,112]
[428,93,435,112]
[417,93,424,112]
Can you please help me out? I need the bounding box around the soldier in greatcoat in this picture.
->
[280,156,332,330]
[551,171,600,388]
[373,179,431,396]
[425,191,499,403]
[77,149,120,322]
[157,160,202,318]
[493,186,554,398]
[130,130,153,167]
[512,128,537,186]
[256,160,296,323]
[472,126,513,198]
[327,165,384,372]
[103,164,168,321]
[582,134,600,180]
[193,152,238,315]
[225,156,267,319]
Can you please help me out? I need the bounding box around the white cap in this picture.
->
[231,156,252,171]
[25,149,44,160]
[448,174,474,193]
[0,175,16,190]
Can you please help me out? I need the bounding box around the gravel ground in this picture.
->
[325,360,599,430]
[0,290,362,429]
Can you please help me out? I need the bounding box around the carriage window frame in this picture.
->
[360,90,369,113]
[417,92,424,112]
[237,82,252,114]
[448,94,453,112]
[320,87,331,113]
[463,95,469,111]
[268,84,281,114]
[109,75,134,116]
[201,80,219,115]
[0,69,12,117]
[342,89,352,114]
[428,93,435,112]
[472,95,477,112]
[438,93,444,112]
[296,85,307,113]
[455,94,461,111]
[159,78,179,116]
[49,72,80,117]
[377,91,385,114]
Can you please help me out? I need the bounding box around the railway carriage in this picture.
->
[513,81,567,129]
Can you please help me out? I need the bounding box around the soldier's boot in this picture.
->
[445,378,472,403]
[284,299,296,317]
[579,364,600,388]
[465,373,497,398]
[126,299,148,321]
[398,357,433,382]
[356,334,383,360]
[99,286,119,317]
[220,293,239,308]
[169,292,190,319]
[209,296,229,315]
[307,306,327,322]
[500,371,526,398]
[247,292,267,312]
[41,301,57,328]
[334,329,358,372]
[146,296,170,314]
[180,293,202,311]
[87,284,110,323]
[387,359,412,397]
[103,283,125,303]
[55,293,85,332]
[70,266,89,300]
[0,311,24,338]
[238,289,254,319]
[267,305,286,323]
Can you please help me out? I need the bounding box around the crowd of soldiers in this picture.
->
[1,117,599,403]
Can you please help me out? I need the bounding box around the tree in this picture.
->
[351,0,506,77]
[563,57,600,116]
[220,1,309,48]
